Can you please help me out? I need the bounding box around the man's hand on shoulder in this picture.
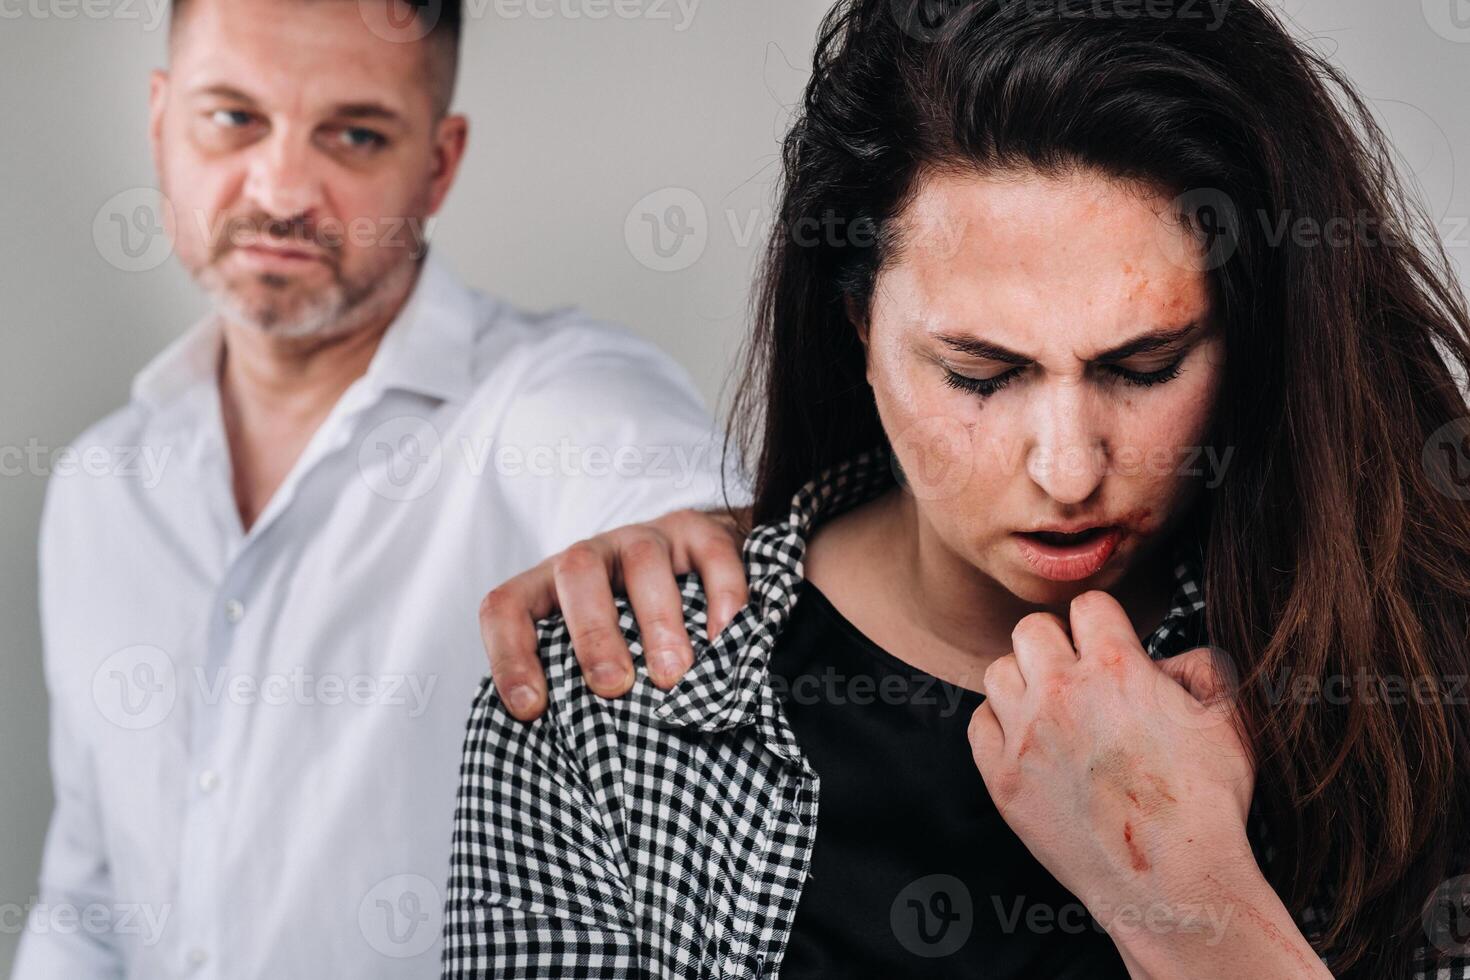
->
[481,505,753,720]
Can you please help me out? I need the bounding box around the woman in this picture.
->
[444,1,1470,976]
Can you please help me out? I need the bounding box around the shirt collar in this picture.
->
[655,445,1209,746]
[130,249,482,413]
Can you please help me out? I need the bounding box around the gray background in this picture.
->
[2,0,1467,972]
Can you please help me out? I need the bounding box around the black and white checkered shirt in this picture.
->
[444,449,1466,978]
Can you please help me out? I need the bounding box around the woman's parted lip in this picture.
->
[1016,522,1118,536]
[1012,525,1127,580]
[1015,508,1155,539]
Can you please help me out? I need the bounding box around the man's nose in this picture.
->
[1024,381,1109,506]
[243,133,325,221]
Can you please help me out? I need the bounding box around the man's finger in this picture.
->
[685,527,748,641]
[480,578,554,721]
[552,540,636,698]
[619,532,695,690]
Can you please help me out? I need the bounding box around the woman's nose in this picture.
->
[1024,382,1108,505]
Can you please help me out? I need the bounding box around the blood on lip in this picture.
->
[1012,525,1128,581]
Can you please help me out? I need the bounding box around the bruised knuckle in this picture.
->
[478,586,521,623]
[619,535,671,570]
[553,541,604,579]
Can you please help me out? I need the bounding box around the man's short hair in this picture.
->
[169,0,464,118]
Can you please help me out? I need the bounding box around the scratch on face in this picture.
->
[1123,820,1151,872]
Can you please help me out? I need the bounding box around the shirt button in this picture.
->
[224,598,245,624]
[186,947,209,968]
[198,770,220,794]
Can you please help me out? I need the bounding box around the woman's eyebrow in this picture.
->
[936,321,1203,364]
[1097,321,1203,360]
[935,334,1030,365]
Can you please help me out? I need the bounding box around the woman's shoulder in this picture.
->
[539,571,716,693]
[469,569,726,738]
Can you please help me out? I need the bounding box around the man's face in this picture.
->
[149,0,466,339]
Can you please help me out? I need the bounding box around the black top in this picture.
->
[767,578,1133,980]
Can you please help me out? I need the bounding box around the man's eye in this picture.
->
[210,109,254,128]
[336,127,388,151]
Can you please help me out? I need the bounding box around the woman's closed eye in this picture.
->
[1100,356,1186,387]
[943,366,1022,397]
[942,356,1187,397]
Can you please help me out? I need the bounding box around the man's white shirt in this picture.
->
[14,252,737,979]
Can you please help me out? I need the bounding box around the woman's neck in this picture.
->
[804,487,1177,692]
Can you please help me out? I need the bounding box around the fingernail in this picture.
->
[588,664,630,689]
[507,686,539,716]
[648,649,684,682]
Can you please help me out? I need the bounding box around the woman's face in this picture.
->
[863,167,1226,606]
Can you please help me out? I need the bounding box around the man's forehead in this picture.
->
[172,0,432,115]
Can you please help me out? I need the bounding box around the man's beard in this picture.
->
[188,212,424,342]
[195,253,417,342]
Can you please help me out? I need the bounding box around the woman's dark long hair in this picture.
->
[729,1,1470,976]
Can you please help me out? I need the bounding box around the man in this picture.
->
[15,0,744,975]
